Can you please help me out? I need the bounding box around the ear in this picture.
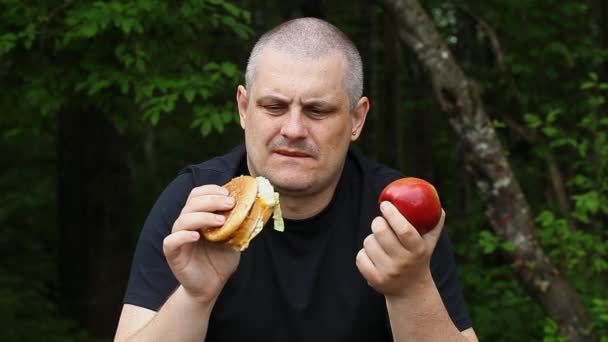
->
[350,96,370,141]
[236,85,248,130]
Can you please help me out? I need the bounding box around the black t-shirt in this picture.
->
[124,145,472,341]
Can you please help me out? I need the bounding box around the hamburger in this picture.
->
[202,175,284,251]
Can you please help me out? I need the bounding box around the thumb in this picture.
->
[163,230,199,263]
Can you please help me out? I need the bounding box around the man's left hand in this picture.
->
[356,201,445,297]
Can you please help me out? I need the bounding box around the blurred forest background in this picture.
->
[1,0,607,341]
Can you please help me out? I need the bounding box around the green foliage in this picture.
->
[521,70,608,338]
[0,0,251,135]
[543,318,567,342]
[0,0,251,340]
[456,227,545,341]
[478,230,515,254]
[464,70,608,339]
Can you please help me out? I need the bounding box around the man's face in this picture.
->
[237,50,368,196]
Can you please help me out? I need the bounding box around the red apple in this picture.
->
[378,177,442,235]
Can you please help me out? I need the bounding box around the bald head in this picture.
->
[245,18,363,112]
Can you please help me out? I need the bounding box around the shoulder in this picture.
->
[150,145,246,220]
[178,144,246,187]
[347,148,403,192]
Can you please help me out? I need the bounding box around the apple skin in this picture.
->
[378,177,442,235]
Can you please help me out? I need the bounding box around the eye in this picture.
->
[306,107,330,119]
[261,104,285,115]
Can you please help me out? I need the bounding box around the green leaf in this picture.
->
[577,140,589,157]
[142,84,155,98]
[220,62,238,77]
[242,10,252,23]
[3,128,21,138]
[221,16,238,30]
[573,191,600,214]
[199,88,210,100]
[569,174,593,189]
[79,24,99,38]
[117,18,134,34]
[546,108,560,123]
[222,2,241,17]
[119,79,130,94]
[221,111,233,123]
[501,242,515,252]
[549,137,577,149]
[135,59,146,73]
[0,33,17,55]
[478,230,499,254]
[184,89,196,103]
[542,127,558,137]
[202,121,212,136]
[144,107,161,126]
[524,113,543,128]
[492,120,506,128]
[211,113,224,133]
[161,94,177,112]
[204,62,220,72]
[87,80,112,95]
[536,210,555,226]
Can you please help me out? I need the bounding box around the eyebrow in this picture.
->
[256,95,338,109]
[256,95,290,103]
[301,99,338,109]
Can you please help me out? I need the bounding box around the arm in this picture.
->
[356,202,478,341]
[114,287,215,342]
[385,278,477,341]
[114,184,239,342]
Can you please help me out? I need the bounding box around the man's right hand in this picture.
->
[163,184,240,304]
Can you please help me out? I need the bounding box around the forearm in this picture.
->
[125,286,216,342]
[386,273,468,342]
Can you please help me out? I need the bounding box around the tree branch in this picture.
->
[501,116,576,230]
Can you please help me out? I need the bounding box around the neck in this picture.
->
[278,180,339,220]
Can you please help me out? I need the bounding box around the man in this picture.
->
[114,17,478,341]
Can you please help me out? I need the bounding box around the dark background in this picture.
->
[1,0,607,340]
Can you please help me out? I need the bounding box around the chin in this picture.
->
[267,173,316,194]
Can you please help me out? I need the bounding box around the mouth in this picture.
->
[273,149,313,158]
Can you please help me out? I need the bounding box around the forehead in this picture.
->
[250,50,348,101]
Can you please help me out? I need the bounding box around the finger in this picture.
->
[363,234,392,269]
[163,230,199,260]
[172,212,226,232]
[188,184,229,200]
[370,216,407,258]
[182,194,235,214]
[422,209,445,247]
[355,249,380,285]
[380,201,421,250]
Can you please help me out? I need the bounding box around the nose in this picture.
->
[280,110,308,139]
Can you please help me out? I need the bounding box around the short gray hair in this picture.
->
[245,18,363,112]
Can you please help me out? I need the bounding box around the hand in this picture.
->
[356,201,445,298]
[163,184,240,304]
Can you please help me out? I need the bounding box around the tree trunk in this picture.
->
[380,0,597,340]
[57,107,132,337]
